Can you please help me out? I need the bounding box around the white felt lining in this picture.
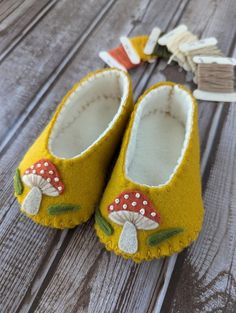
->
[48,70,129,159]
[125,85,194,187]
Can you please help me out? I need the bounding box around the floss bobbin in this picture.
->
[120,35,157,64]
[158,24,198,71]
[120,36,141,64]
[99,50,127,71]
[193,56,236,102]
[180,37,223,74]
[144,27,161,55]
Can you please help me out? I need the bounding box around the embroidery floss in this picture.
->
[152,39,171,59]
[158,25,198,70]
[193,56,236,102]
[120,36,141,64]
[167,31,198,68]
[109,45,137,70]
[197,63,234,92]
[180,37,223,74]
[99,50,127,71]
[121,36,157,63]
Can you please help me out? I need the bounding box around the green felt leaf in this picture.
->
[48,204,80,215]
[147,228,183,246]
[14,168,24,195]
[95,208,113,236]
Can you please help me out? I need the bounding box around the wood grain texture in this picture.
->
[0,0,27,23]
[161,0,236,311]
[162,104,236,313]
[0,0,235,312]
[2,2,191,311]
[0,0,190,312]
[0,0,57,58]
[0,0,113,312]
[0,0,111,144]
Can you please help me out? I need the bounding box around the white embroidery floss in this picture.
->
[180,38,223,74]
[158,25,198,70]
[193,56,236,102]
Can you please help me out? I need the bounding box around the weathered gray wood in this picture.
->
[14,0,236,311]
[0,0,111,144]
[162,104,236,313]
[0,0,235,312]
[0,0,56,57]
[0,0,42,32]
[162,92,236,309]
[0,0,26,23]
[0,0,191,312]
[0,0,114,312]
[160,0,236,311]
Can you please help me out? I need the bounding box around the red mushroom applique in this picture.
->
[108,190,161,254]
[22,159,64,215]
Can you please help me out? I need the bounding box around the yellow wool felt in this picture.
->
[130,36,157,62]
[15,68,133,229]
[95,82,204,262]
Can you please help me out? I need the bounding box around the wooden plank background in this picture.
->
[0,0,235,312]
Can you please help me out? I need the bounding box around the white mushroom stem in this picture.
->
[22,186,42,215]
[118,221,138,254]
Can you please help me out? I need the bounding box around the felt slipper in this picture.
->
[14,68,133,229]
[95,82,204,262]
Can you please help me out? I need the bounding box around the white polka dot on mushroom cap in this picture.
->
[132,202,137,206]
[140,208,145,215]
[47,178,51,182]
[40,170,44,174]
[58,186,62,191]
[44,162,48,166]
[151,212,156,216]
[37,164,41,168]
[32,170,36,174]
[30,165,34,169]
[54,177,59,182]
[124,194,129,199]
[115,198,120,204]
[143,200,148,205]
[135,193,140,198]
[49,170,53,175]
[110,205,114,210]
[123,204,127,209]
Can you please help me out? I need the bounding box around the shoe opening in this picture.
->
[48,69,130,159]
[125,85,194,187]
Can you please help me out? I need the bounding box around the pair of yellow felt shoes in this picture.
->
[14,68,204,262]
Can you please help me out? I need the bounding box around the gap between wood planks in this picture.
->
[124,4,236,313]
[0,0,57,60]
[161,43,236,313]
[0,0,117,156]
[2,0,229,310]
[0,0,27,24]
[13,6,203,313]
[0,0,232,310]
[1,0,193,310]
[0,0,42,32]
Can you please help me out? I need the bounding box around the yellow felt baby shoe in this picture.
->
[14,68,133,229]
[95,82,204,262]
